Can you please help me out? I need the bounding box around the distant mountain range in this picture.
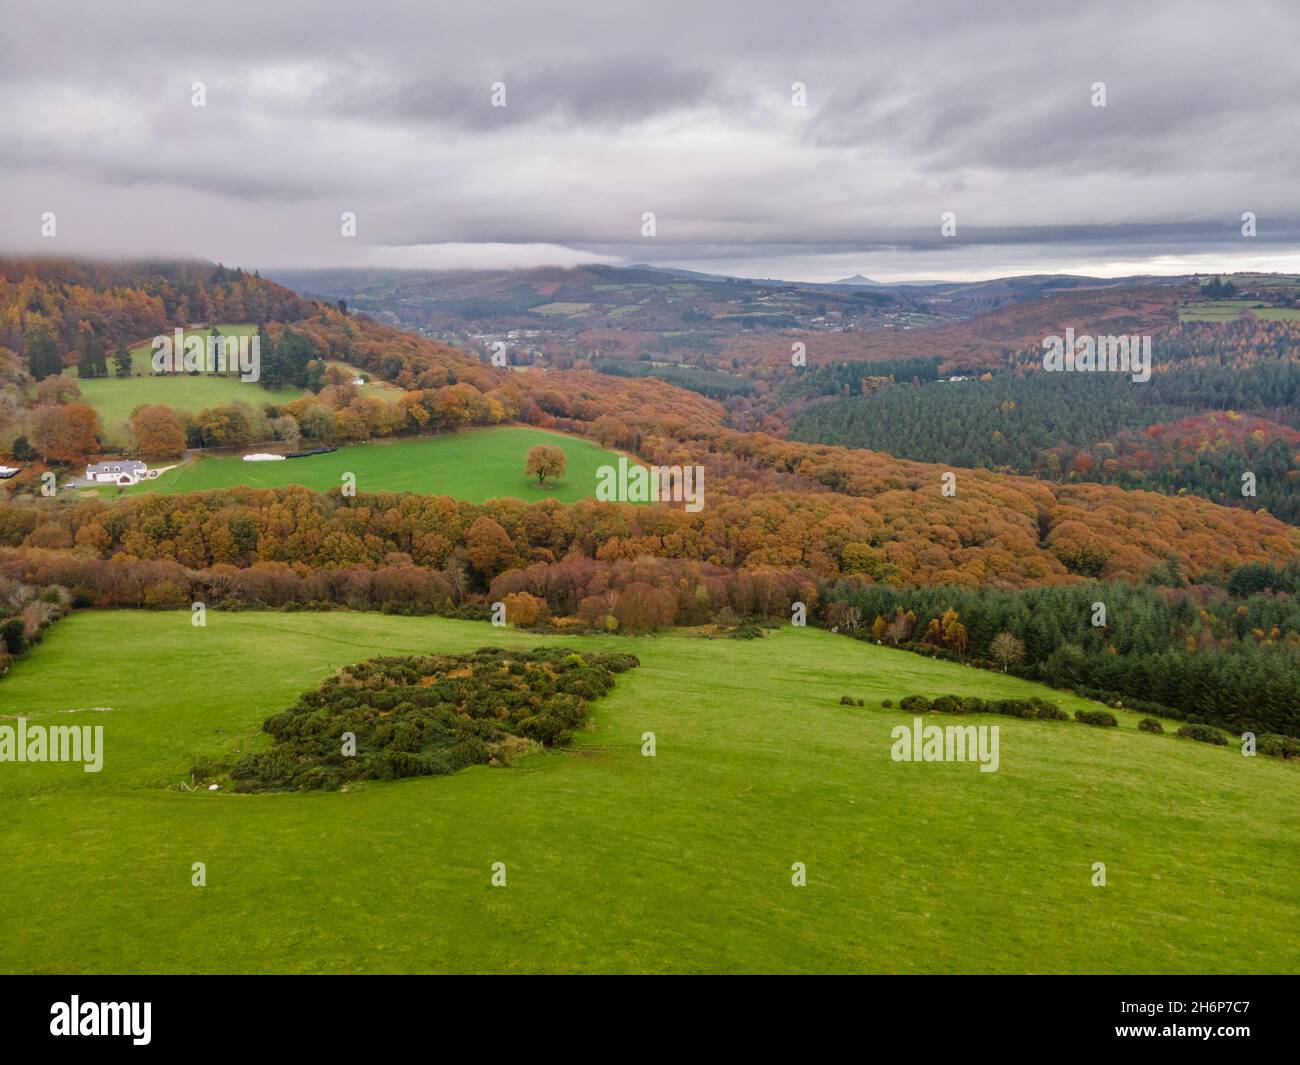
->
[263,260,1226,365]
[831,273,946,287]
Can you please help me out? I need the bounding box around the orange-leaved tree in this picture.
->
[525,444,567,485]
[131,404,187,460]
[30,403,101,463]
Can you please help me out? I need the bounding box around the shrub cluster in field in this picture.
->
[884,693,1071,721]
[196,646,638,792]
[1075,709,1119,728]
[0,576,68,676]
[867,694,1300,761]
[1175,722,1226,745]
[1255,733,1300,758]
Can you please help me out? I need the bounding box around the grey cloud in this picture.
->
[323,60,729,130]
[1,0,1298,277]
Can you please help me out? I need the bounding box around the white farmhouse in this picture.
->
[85,460,149,486]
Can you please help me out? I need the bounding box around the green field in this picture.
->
[118,427,627,503]
[67,324,408,445]
[1179,300,1300,322]
[1,611,1295,974]
[62,326,299,445]
[75,375,305,446]
[532,302,593,316]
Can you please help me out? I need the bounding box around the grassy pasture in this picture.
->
[0,611,1295,975]
[115,426,626,503]
[532,302,593,316]
[63,326,300,446]
[75,376,304,446]
[1179,300,1300,322]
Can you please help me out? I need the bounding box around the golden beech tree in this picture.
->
[130,404,186,460]
[940,608,969,655]
[30,403,101,462]
[503,591,548,627]
[465,516,516,579]
[525,444,567,485]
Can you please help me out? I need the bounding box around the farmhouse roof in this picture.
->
[87,460,147,474]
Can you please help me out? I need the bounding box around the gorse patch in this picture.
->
[200,646,638,792]
[892,693,1069,721]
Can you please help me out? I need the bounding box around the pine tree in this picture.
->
[257,329,284,389]
[75,323,107,379]
[24,322,62,380]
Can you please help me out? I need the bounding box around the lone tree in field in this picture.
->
[990,631,1025,673]
[525,444,567,486]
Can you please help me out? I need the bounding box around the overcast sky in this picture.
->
[3,0,1299,282]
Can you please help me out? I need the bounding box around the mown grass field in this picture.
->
[67,324,407,444]
[76,376,304,446]
[69,325,299,445]
[118,427,626,503]
[1,611,1295,974]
